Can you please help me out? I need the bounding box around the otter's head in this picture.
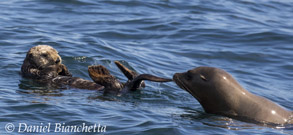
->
[173,67,245,113]
[25,45,62,69]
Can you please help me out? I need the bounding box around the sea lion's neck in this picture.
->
[233,89,292,124]
[287,113,293,124]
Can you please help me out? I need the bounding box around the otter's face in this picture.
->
[26,45,62,69]
[173,67,239,112]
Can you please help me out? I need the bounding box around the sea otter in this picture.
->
[88,61,172,95]
[21,45,71,79]
[21,45,172,94]
[21,45,104,90]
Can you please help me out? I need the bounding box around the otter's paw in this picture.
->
[39,69,59,80]
[58,64,72,76]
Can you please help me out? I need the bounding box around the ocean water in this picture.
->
[0,0,292,134]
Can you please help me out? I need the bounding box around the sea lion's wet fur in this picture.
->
[21,45,104,90]
[173,67,293,125]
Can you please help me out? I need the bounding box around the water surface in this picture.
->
[0,0,292,134]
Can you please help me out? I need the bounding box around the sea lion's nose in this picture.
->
[55,57,60,64]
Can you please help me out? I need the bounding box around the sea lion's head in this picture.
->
[25,45,62,69]
[173,67,243,113]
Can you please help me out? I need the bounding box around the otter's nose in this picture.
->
[55,58,61,64]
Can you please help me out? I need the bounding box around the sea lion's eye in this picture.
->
[185,70,193,80]
[200,74,207,81]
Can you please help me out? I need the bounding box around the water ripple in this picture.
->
[0,0,292,134]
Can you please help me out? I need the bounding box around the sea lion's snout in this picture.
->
[173,72,188,81]
[173,72,187,90]
[173,73,181,81]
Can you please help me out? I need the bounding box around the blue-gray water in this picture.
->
[0,0,292,134]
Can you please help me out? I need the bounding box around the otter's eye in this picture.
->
[200,74,207,81]
[42,54,48,58]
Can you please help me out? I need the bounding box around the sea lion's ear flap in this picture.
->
[200,74,208,81]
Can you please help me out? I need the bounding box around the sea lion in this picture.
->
[173,67,293,125]
[88,61,172,96]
